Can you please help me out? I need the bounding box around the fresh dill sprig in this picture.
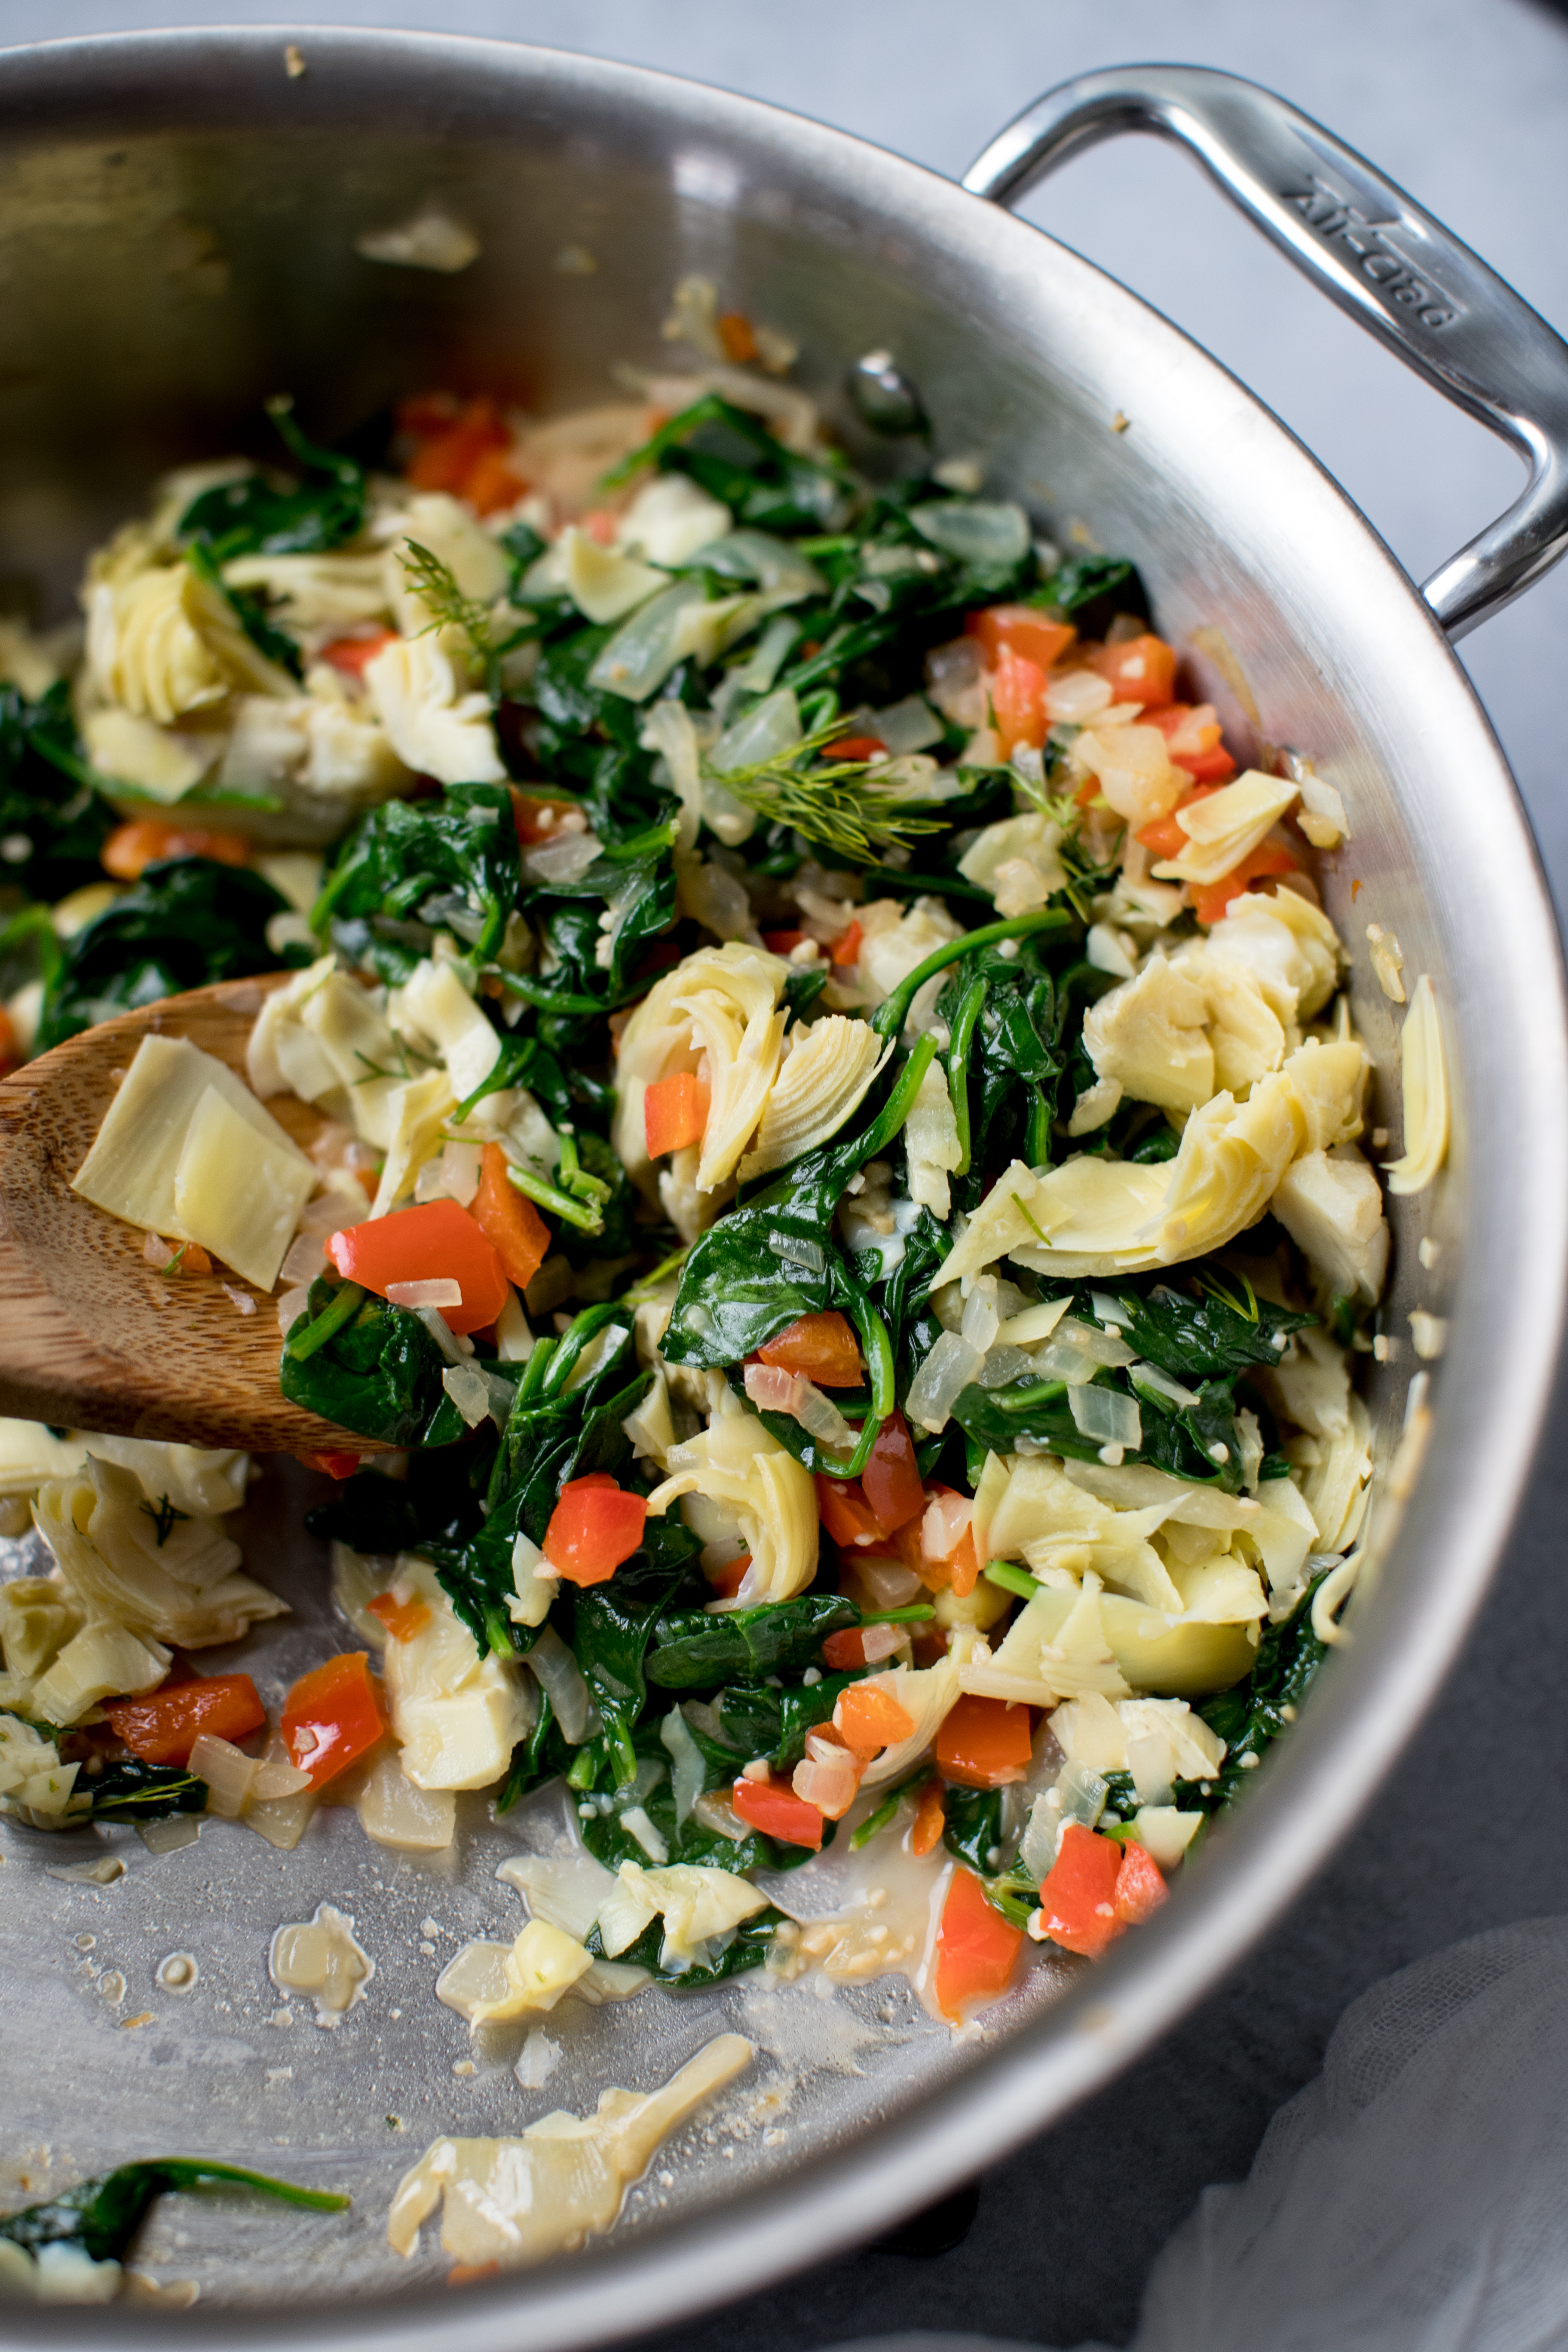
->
[400,540,496,667]
[1008,763,1119,922]
[137,1494,190,1548]
[706,718,946,865]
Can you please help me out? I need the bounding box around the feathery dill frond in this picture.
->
[707,718,946,865]
[399,540,495,663]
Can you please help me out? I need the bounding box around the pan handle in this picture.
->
[963,64,1568,640]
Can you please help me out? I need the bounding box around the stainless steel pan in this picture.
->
[3,32,1567,2350]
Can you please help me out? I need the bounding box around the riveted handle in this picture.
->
[964,64,1568,640]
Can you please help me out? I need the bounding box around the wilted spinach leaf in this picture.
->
[35,858,294,1051]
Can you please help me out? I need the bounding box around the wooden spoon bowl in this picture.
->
[0,974,381,1454]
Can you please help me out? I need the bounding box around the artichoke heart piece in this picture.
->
[72,1032,313,1248]
[172,1084,315,1290]
[738,1017,890,1182]
[937,1036,1368,1285]
[33,1457,287,1654]
[644,1394,818,1605]
[1084,951,1286,1116]
[364,634,505,787]
[611,940,791,1198]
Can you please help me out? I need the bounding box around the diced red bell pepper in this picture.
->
[1191,843,1301,927]
[824,735,886,762]
[366,1590,432,1643]
[935,1693,1033,1788]
[1113,1840,1169,1925]
[815,1474,885,1550]
[965,604,1075,672]
[707,1552,751,1599]
[318,629,398,680]
[761,928,808,956]
[731,1773,824,1850]
[543,1474,647,1587]
[102,820,251,881]
[757,1311,863,1389]
[0,1004,19,1078]
[911,1777,946,1856]
[1135,783,1224,859]
[508,788,583,846]
[405,395,509,493]
[104,1672,266,1767]
[296,1449,363,1480]
[1036,1821,1126,1958]
[1087,633,1178,709]
[989,643,1048,755]
[830,919,863,968]
[325,1198,509,1338]
[462,447,528,516]
[833,1681,915,1752]
[281,1652,388,1791]
[717,311,760,364]
[644,1071,710,1158]
[1143,702,1237,782]
[471,1141,551,1292]
[860,1411,924,1534]
[933,1866,1024,2019]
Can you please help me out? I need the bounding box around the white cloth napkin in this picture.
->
[829,1919,1568,2352]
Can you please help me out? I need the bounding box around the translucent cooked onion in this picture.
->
[658,1707,706,1828]
[768,1231,824,1274]
[980,1344,1039,1389]
[905,1331,982,1433]
[1069,1385,1142,1452]
[522,831,602,886]
[909,499,1029,565]
[587,579,706,702]
[526,1625,597,1744]
[389,1278,462,1311]
[189,1731,257,1819]
[792,1740,862,1819]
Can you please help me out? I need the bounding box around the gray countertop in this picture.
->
[9,3,1568,2343]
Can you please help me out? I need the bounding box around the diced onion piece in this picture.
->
[388,1277,463,1310]
[658,1707,706,1828]
[909,500,1029,564]
[526,1623,596,1744]
[905,1331,983,1433]
[188,1731,258,1819]
[1068,1386,1142,1452]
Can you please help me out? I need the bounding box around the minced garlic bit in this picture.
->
[1365,923,1406,1004]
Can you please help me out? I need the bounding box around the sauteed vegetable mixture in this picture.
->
[0,297,1434,2041]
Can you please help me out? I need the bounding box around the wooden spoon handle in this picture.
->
[0,975,380,1455]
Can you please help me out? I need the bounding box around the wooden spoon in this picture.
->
[0,974,383,1454]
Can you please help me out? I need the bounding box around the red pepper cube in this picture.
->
[104,1672,266,1768]
[933,1866,1024,2019]
[281,1652,388,1791]
[858,1412,924,1534]
[757,1311,863,1389]
[934,1693,1034,1788]
[325,1197,508,1337]
[1037,1821,1126,1958]
[543,1476,647,1587]
[1113,1840,1169,1925]
[730,1773,824,1851]
[643,1072,710,1158]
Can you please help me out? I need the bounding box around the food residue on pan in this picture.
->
[269,1902,373,2022]
[387,2034,754,2269]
